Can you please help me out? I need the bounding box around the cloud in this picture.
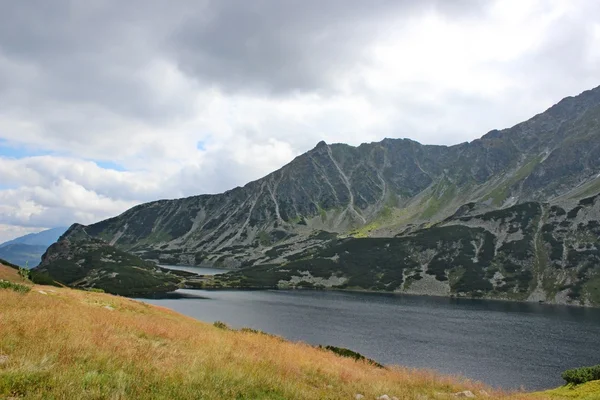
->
[168,0,485,95]
[0,0,599,240]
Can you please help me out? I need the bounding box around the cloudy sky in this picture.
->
[0,0,599,242]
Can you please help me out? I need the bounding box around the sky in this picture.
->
[0,0,599,243]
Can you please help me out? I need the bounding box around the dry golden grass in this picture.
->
[0,264,28,284]
[0,268,567,399]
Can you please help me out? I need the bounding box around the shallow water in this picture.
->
[159,265,228,275]
[138,289,600,390]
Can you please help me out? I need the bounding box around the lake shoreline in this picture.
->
[176,283,599,309]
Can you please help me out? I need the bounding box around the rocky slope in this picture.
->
[42,86,600,303]
[215,193,600,306]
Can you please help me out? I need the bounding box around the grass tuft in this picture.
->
[0,279,31,293]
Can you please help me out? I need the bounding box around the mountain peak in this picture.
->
[315,140,328,149]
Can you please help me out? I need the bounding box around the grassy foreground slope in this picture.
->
[0,264,593,399]
[536,381,600,400]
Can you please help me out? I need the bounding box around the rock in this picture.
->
[377,396,391,400]
[479,390,489,397]
[0,355,8,364]
[454,391,476,398]
[104,305,114,311]
[354,395,364,400]
[37,290,47,295]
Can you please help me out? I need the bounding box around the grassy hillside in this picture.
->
[0,261,28,284]
[0,263,595,399]
[534,381,600,400]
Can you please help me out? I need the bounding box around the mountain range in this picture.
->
[0,227,67,268]
[35,86,600,305]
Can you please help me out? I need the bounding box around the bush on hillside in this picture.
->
[18,267,31,280]
[562,365,600,385]
[29,271,62,287]
[318,345,384,368]
[0,279,31,293]
[213,321,230,330]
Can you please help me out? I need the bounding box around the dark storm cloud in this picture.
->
[0,1,191,124]
[168,0,484,94]
[0,0,484,107]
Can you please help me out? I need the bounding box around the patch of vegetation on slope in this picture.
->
[538,381,600,400]
[539,194,600,305]
[33,226,192,296]
[0,273,564,399]
[218,199,600,306]
[483,155,544,206]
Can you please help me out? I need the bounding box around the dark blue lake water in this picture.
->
[139,284,600,390]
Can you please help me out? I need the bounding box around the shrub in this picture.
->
[562,365,600,385]
[213,321,230,330]
[318,345,384,368]
[18,266,32,280]
[0,279,31,294]
[29,271,62,287]
[239,327,284,341]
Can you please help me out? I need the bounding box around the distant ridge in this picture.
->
[0,227,67,267]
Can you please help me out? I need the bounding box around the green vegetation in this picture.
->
[33,237,186,296]
[538,380,600,400]
[218,199,600,304]
[584,276,600,305]
[0,279,31,293]
[318,345,383,368]
[484,155,543,206]
[257,231,272,246]
[213,320,231,330]
[420,177,457,220]
[562,365,600,385]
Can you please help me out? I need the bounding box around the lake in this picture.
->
[138,286,600,390]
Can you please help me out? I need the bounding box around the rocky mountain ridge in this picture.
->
[36,86,600,304]
[69,86,600,269]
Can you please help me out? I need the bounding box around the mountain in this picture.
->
[37,86,600,304]
[0,227,67,268]
[0,227,67,248]
[0,243,49,268]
